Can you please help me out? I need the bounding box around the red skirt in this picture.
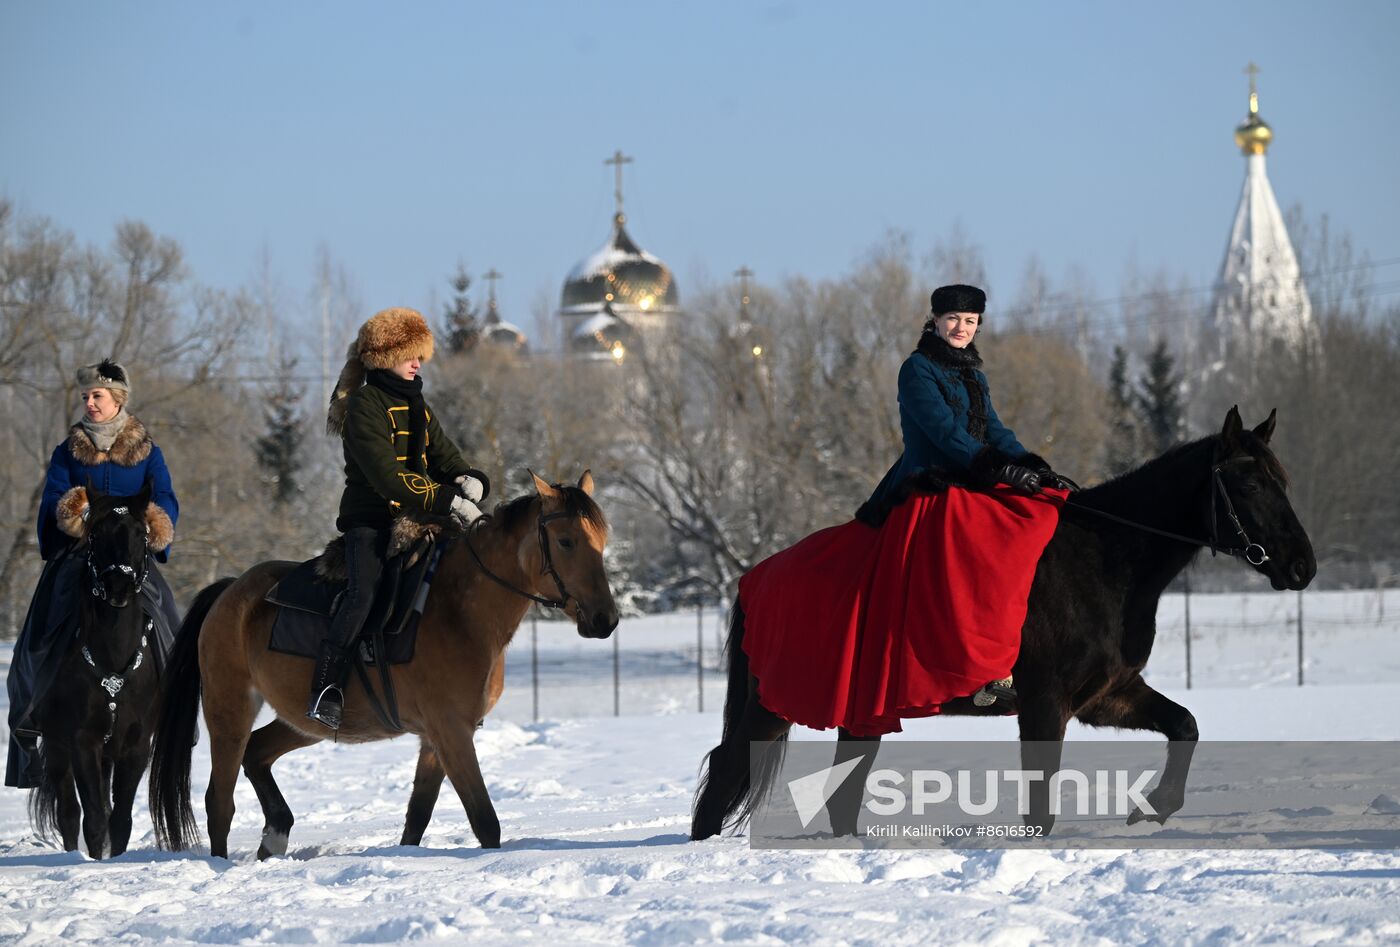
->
[738,485,1066,736]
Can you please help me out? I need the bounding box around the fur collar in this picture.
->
[66,415,153,467]
[915,333,983,369]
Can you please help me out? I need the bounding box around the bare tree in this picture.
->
[0,211,252,635]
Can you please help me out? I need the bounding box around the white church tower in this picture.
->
[1208,64,1314,367]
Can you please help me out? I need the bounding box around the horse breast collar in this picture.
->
[80,619,151,744]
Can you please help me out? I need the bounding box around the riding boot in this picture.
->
[973,675,1016,708]
[305,641,352,730]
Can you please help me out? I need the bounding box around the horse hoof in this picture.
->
[258,828,289,858]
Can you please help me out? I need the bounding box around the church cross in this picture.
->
[1245,62,1261,114]
[734,265,754,312]
[605,149,633,222]
[483,268,502,323]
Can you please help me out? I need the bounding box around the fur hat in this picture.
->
[929,285,986,317]
[75,358,131,395]
[326,307,436,435]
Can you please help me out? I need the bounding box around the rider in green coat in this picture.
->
[311,306,489,730]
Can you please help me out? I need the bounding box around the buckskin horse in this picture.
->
[691,408,1316,839]
[26,484,173,858]
[149,471,617,858]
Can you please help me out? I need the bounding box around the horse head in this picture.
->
[57,482,174,608]
[529,469,620,639]
[1212,407,1315,591]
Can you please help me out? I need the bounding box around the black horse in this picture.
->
[691,407,1316,839]
[26,484,170,858]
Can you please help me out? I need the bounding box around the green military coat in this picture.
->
[336,384,476,532]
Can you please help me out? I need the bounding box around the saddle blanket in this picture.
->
[264,541,442,666]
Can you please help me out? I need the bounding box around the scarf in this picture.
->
[366,369,427,473]
[80,407,131,453]
[914,331,989,442]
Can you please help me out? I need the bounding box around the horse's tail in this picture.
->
[149,577,233,851]
[717,599,752,745]
[27,763,62,844]
[691,599,789,838]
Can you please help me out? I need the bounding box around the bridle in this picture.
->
[462,506,576,610]
[78,504,154,743]
[1208,463,1270,565]
[1066,459,1270,566]
[86,505,152,603]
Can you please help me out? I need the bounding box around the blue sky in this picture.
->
[3,1,1396,347]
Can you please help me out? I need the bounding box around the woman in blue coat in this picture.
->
[855,285,1076,707]
[6,359,180,787]
[857,284,1065,519]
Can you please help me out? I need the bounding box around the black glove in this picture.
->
[994,463,1043,494]
[1043,472,1081,492]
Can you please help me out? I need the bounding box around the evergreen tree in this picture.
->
[443,265,480,354]
[1106,345,1138,475]
[1135,338,1183,456]
[255,369,304,506]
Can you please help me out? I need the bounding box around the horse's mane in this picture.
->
[1080,431,1290,507]
[489,484,609,535]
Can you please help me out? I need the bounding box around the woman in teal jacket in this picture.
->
[855,284,1075,707]
[858,284,1070,523]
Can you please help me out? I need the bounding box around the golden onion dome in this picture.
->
[1235,113,1273,155]
[1234,70,1273,155]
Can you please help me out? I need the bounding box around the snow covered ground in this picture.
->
[2,596,1398,945]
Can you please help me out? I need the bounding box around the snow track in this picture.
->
[2,645,1398,944]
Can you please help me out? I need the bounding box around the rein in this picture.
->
[462,508,575,609]
[1066,463,1270,566]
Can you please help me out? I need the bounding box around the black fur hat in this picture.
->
[929,284,986,316]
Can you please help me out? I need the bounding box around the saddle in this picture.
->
[265,517,452,667]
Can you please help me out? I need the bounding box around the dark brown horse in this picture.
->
[149,471,617,858]
[692,408,1316,838]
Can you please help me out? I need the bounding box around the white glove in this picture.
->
[455,473,486,504]
[449,495,483,526]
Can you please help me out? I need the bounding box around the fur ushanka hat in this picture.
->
[326,306,436,435]
[929,284,986,317]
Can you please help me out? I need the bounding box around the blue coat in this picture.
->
[38,416,179,562]
[862,351,1027,514]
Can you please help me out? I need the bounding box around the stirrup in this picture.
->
[973,676,1016,707]
[306,685,344,730]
